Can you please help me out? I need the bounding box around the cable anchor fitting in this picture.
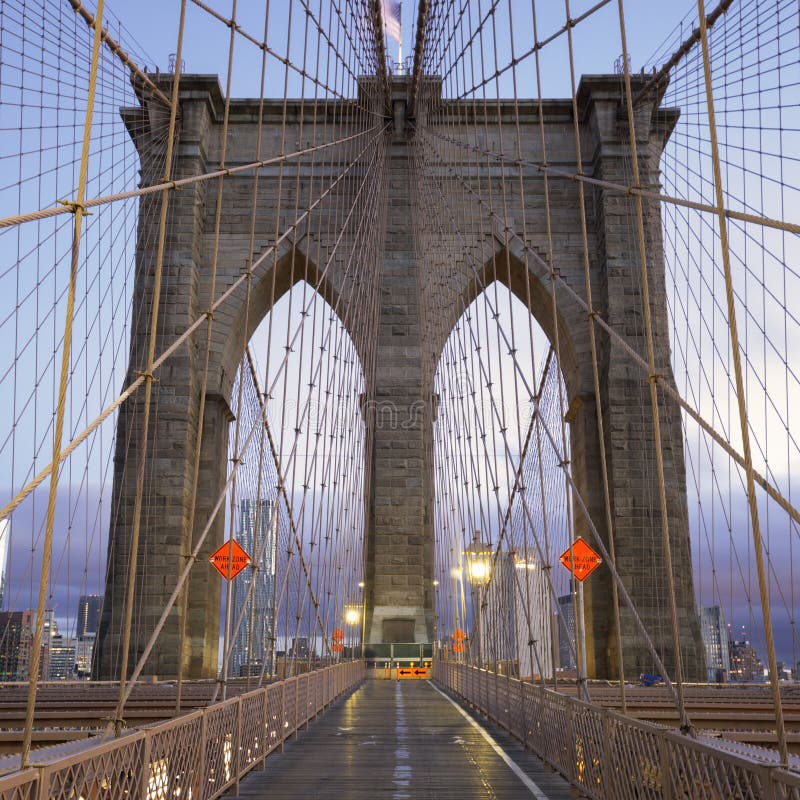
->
[57,199,92,216]
[134,370,159,383]
[108,716,127,736]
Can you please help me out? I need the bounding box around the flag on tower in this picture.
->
[383,1,402,44]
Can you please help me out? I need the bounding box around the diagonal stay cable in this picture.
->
[0,124,387,524]
[113,128,386,710]
[414,123,800,530]
[0,126,380,229]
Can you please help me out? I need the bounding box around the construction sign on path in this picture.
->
[397,667,430,679]
[558,537,602,582]
[209,539,251,580]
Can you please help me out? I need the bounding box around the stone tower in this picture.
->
[95,74,705,682]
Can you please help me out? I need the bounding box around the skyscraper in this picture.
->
[40,609,57,679]
[0,519,9,609]
[730,638,764,682]
[480,551,553,679]
[231,499,278,676]
[557,594,576,671]
[700,605,730,682]
[47,635,77,681]
[0,610,33,681]
[76,595,102,639]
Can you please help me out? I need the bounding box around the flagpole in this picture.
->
[398,2,402,74]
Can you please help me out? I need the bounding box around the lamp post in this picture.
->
[342,603,361,663]
[343,604,361,627]
[464,531,492,666]
[357,581,366,660]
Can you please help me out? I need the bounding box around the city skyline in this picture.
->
[230,498,279,677]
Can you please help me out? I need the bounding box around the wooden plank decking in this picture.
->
[234,679,573,799]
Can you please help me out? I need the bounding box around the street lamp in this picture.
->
[464,531,492,586]
[344,604,361,627]
[464,531,492,666]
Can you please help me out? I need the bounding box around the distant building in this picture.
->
[74,634,95,679]
[0,610,33,680]
[47,635,77,681]
[729,639,764,682]
[38,609,58,679]
[0,519,9,609]
[700,605,730,682]
[557,594,576,671]
[480,551,552,679]
[775,661,793,681]
[289,637,310,661]
[76,595,102,639]
[238,660,265,678]
[231,499,278,676]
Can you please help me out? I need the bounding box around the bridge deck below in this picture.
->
[235,679,572,799]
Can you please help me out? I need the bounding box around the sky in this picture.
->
[1,0,799,672]
[96,0,699,99]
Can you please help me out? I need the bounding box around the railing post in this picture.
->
[659,730,672,800]
[304,676,310,730]
[138,728,153,800]
[294,677,300,739]
[234,696,242,794]
[761,765,778,800]
[36,764,52,800]
[515,678,526,744]
[280,681,286,753]
[257,688,268,770]
[198,709,208,800]
[491,659,496,730]
[566,700,579,791]
[601,708,613,799]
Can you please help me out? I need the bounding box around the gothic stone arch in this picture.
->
[421,77,704,681]
[95,74,705,681]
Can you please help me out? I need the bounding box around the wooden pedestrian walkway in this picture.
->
[233,678,573,799]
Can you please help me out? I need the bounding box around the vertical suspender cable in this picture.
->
[114,0,186,731]
[614,0,692,734]
[694,0,789,764]
[558,0,629,708]
[20,0,106,767]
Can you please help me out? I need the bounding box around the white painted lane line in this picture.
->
[428,681,552,800]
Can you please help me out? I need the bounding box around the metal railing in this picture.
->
[434,662,800,799]
[0,661,364,800]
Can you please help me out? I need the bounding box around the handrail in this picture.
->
[434,662,800,798]
[0,661,364,800]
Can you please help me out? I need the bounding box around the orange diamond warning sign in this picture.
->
[209,539,251,580]
[559,537,602,582]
